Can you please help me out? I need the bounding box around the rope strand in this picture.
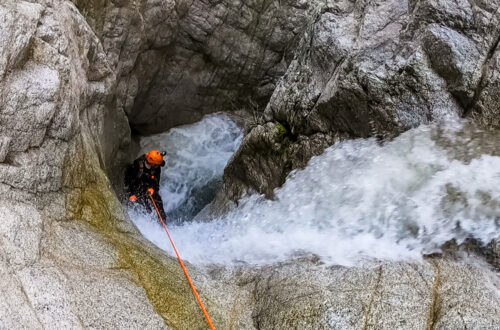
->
[148,193,216,330]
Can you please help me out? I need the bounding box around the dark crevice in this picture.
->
[439,238,500,271]
[450,90,471,112]
[275,119,298,142]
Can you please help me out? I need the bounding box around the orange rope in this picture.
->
[148,193,216,330]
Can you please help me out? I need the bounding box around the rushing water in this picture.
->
[138,114,243,221]
[129,115,500,267]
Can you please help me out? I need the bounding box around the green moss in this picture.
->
[78,186,116,232]
[74,184,210,327]
[118,244,205,326]
[275,121,288,138]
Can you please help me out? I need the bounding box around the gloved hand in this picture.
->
[147,188,154,196]
[129,195,137,202]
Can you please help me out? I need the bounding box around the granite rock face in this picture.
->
[0,1,163,327]
[70,0,323,134]
[217,0,500,201]
[1,0,499,329]
[246,257,500,329]
[0,1,227,328]
[68,0,500,199]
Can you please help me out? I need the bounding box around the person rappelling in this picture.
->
[124,150,216,329]
[124,149,167,220]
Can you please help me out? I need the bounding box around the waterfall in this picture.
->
[137,113,243,221]
[129,116,500,266]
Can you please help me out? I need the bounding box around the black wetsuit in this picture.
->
[124,155,167,219]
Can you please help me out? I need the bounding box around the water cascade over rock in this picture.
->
[1,0,499,328]
[138,119,500,267]
[139,113,243,221]
[133,115,500,329]
[214,0,500,202]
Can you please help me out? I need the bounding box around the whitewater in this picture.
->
[128,114,500,267]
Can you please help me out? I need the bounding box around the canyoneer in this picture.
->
[125,149,216,329]
[125,149,168,220]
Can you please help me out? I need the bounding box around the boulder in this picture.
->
[218,0,500,201]
[240,257,500,329]
[1,0,499,328]
[0,1,232,328]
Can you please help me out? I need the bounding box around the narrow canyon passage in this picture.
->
[2,0,500,328]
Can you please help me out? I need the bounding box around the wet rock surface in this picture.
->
[211,0,500,203]
[211,122,344,208]
[245,257,500,329]
[0,1,223,328]
[1,0,499,329]
[177,255,500,329]
[67,0,500,203]
[0,0,163,327]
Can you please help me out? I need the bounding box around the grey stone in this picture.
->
[0,256,43,329]
[67,0,500,201]
[422,24,481,104]
[217,0,500,202]
[71,0,324,134]
[0,0,172,327]
[0,137,11,163]
[245,258,500,329]
[0,202,43,268]
[1,0,499,328]
[16,265,85,328]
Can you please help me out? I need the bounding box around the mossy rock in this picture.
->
[63,136,223,329]
[274,121,288,138]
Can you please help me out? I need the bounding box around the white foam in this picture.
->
[130,118,500,266]
[139,113,243,219]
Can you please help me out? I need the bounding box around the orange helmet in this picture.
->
[146,150,165,166]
